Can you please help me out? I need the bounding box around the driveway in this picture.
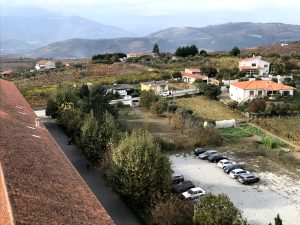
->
[35,110,140,225]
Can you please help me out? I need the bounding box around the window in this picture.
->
[264,64,268,67]
[258,90,262,96]
[252,63,256,67]
[250,91,254,95]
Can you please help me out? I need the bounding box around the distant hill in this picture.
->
[25,38,156,59]
[0,7,131,55]
[147,22,300,51]
[18,22,300,58]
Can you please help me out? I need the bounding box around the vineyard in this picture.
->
[175,96,244,121]
[16,63,162,107]
[254,116,300,146]
[13,63,151,89]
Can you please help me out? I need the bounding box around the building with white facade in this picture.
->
[239,56,270,76]
[35,60,56,70]
[229,80,295,102]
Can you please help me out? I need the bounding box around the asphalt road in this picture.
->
[38,114,141,225]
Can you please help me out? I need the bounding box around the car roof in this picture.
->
[219,159,229,163]
[207,150,217,153]
[231,168,244,173]
[190,187,204,191]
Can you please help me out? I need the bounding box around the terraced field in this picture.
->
[175,96,244,121]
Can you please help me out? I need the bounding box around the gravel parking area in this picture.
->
[170,153,300,225]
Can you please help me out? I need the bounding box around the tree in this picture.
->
[248,99,266,113]
[199,50,208,57]
[193,193,247,225]
[80,112,119,164]
[175,45,199,57]
[201,66,218,77]
[140,90,159,109]
[89,85,115,121]
[230,46,241,56]
[151,99,167,115]
[269,214,283,225]
[172,71,182,80]
[80,83,90,98]
[46,98,59,118]
[153,43,160,54]
[151,195,193,225]
[55,61,65,68]
[108,130,171,206]
[198,83,221,100]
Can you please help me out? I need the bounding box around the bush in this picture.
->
[194,193,247,225]
[248,99,266,113]
[262,136,278,149]
[108,130,171,206]
[151,99,167,115]
[151,195,193,225]
[46,98,59,118]
[228,101,239,110]
[140,90,159,109]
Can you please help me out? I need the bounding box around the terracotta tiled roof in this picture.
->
[36,60,48,65]
[185,68,201,72]
[0,79,114,225]
[181,72,208,80]
[230,80,295,91]
[0,70,13,75]
[239,66,265,70]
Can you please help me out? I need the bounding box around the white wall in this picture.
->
[239,57,270,75]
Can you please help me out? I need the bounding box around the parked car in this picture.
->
[199,150,218,160]
[229,169,250,179]
[194,147,207,156]
[217,159,236,168]
[223,164,244,173]
[182,187,206,200]
[208,154,228,163]
[160,91,171,97]
[238,174,260,184]
[173,180,195,193]
[171,171,184,184]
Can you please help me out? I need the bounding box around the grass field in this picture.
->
[175,96,244,121]
[254,116,300,146]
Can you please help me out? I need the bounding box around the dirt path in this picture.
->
[249,123,300,151]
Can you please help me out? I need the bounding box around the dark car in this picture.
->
[171,171,184,184]
[208,154,228,163]
[223,164,244,173]
[173,180,196,193]
[199,150,218,160]
[194,147,207,156]
[238,174,260,184]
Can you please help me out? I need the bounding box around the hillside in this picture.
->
[19,22,300,58]
[241,42,300,56]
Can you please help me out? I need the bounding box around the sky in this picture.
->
[1,0,300,33]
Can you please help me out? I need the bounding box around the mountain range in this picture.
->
[1,9,300,58]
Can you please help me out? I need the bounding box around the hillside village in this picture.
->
[1,42,300,225]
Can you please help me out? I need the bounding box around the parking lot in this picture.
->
[170,153,300,225]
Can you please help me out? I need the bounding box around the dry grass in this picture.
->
[175,96,244,121]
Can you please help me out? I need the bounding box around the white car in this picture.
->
[217,159,236,168]
[229,169,251,179]
[182,187,206,200]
